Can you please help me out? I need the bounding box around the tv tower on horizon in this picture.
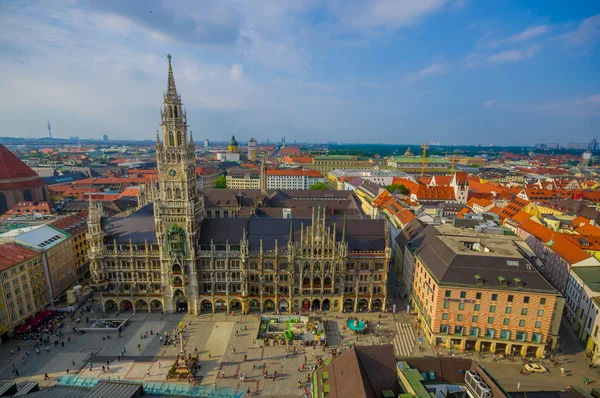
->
[47,118,52,139]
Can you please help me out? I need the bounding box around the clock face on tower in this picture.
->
[167,168,178,178]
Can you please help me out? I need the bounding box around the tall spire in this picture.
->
[165,54,180,104]
[288,217,294,244]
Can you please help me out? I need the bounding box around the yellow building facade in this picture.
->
[0,243,50,333]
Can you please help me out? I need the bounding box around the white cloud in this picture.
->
[407,62,449,82]
[488,44,541,63]
[328,0,448,30]
[558,14,600,47]
[483,100,495,109]
[509,25,549,42]
[589,94,600,104]
[229,64,243,81]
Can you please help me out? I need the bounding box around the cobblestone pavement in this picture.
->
[0,287,598,396]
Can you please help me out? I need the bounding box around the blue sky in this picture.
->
[0,0,599,145]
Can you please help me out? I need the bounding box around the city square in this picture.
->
[0,292,599,397]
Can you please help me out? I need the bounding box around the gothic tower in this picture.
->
[155,54,202,314]
[88,199,106,289]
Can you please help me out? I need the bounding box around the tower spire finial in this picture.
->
[165,54,178,102]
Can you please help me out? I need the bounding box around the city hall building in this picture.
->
[87,56,390,315]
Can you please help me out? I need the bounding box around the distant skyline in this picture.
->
[0,1,598,145]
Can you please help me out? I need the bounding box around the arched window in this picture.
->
[166,153,171,163]
[23,189,32,201]
[169,106,173,118]
[175,188,181,199]
[167,188,172,199]
[169,132,174,146]
[174,106,178,118]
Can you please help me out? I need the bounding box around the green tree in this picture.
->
[309,182,327,190]
[214,175,227,189]
[385,184,408,195]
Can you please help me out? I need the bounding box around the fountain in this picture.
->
[346,318,367,332]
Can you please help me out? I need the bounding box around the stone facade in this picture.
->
[87,56,390,315]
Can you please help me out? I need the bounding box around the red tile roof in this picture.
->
[0,144,47,190]
[0,201,53,220]
[550,234,592,264]
[511,211,532,224]
[0,243,40,270]
[571,216,590,227]
[456,207,472,218]
[467,197,493,208]
[396,208,415,225]
[414,186,456,200]
[51,214,87,235]
[574,223,600,237]
[195,167,219,175]
[287,156,313,164]
[519,219,554,242]
[119,186,139,198]
[391,178,421,194]
[487,206,503,216]
[428,176,452,186]
[454,172,467,185]
[498,197,529,220]
[279,146,301,155]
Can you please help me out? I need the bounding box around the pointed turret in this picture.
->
[165,54,180,105]
[288,217,294,245]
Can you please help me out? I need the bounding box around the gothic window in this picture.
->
[174,106,178,118]
[324,262,330,272]
[166,153,171,163]
[314,262,321,272]
[175,188,181,199]
[335,263,340,272]
[346,262,355,272]
[167,188,172,199]
[169,106,173,118]
[169,132,174,146]
[303,262,310,273]
[279,260,288,271]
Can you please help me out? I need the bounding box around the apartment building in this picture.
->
[0,243,50,332]
[266,170,324,190]
[51,214,90,283]
[0,225,77,302]
[226,168,261,189]
[305,155,373,173]
[196,167,221,189]
[403,224,564,358]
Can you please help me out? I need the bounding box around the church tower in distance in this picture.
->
[154,54,203,313]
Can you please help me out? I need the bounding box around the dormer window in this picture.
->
[498,276,507,288]
[514,277,522,288]
[475,274,483,286]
